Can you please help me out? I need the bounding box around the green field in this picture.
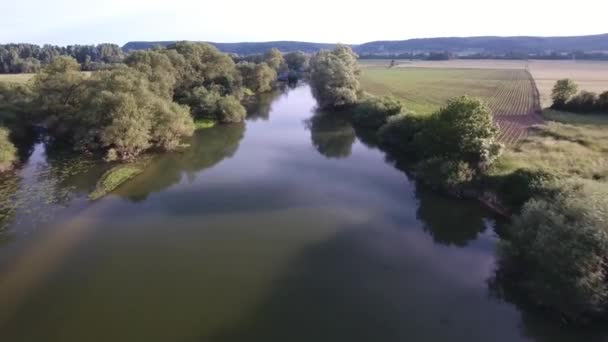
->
[360,67,537,115]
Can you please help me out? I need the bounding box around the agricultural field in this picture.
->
[0,73,35,84]
[527,60,608,107]
[360,66,541,144]
[360,59,608,108]
[490,110,608,182]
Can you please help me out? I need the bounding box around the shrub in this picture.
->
[494,168,556,209]
[597,91,608,113]
[417,96,502,169]
[352,96,404,129]
[551,79,578,109]
[0,82,33,114]
[237,62,276,93]
[183,87,246,123]
[216,96,247,123]
[565,91,598,113]
[378,114,429,160]
[416,157,475,193]
[0,127,17,172]
[502,178,608,322]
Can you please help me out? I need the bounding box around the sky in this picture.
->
[2,0,607,46]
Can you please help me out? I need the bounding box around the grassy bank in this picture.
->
[193,118,217,130]
[489,110,608,183]
[89,159,151,200]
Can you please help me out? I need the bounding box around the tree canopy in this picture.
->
[309,45,361,108]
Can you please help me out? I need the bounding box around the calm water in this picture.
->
[0,84,605,341]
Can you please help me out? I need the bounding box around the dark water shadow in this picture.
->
[306,112,356,159]
[414,185,489,247]
[245,88,285,122]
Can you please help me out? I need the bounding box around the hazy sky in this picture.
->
[2,0,607,45]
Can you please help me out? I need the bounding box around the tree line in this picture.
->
[551,79,608,114]
[0,43,125,73]
[309,45,608,325]
[0,43,309,167]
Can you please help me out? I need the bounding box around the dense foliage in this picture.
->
[352,95,404,129]
[29,59,195,160]
[378,96,502,171]
[419,96,502,169]
[501,178,608,322]
[0,42,286,162]
[284,52,309,72]
[0,127,16,172]
[237,62,276,93]
[551,79,608,114]
[309,45,361,108]
[0,43,124,73]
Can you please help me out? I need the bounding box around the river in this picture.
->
[0,84,604,341]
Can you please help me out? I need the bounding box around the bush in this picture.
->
[417,96,502,169]
[565,91,598,113]
[352,96,404,129]
[597,91,608,113]
[378,113,429,159]
[492,169,556,209]
[309,45,361,108]
[0,82,33,114]
[0,127,16,172]
[216,95,247,123]
[551,79,578,109]
[502,178,608,322]
[416,157,475,193]
[182,87,246,123]
[237,62,276,93]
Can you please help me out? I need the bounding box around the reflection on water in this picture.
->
[415,186,490,247]
[0,84,606,342]
[115,123,246,202]
[306,113,356,159]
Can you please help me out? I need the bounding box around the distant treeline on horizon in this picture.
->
[1,34,608,73]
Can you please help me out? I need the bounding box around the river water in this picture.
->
[0,84,604,341]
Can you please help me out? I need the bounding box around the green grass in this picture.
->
[194,119,217,130]
[0,74,35,84]
[360,67,533,115]
[89,163,146,200]
[488,110,608,182]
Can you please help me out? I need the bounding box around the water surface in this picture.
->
[0,85,604,342]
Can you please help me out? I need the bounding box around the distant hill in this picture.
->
[355,34,608,55]
[123,34,608,57]
[122,41,337,54]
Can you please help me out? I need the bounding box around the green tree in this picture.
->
[352,95,403,129]
[284,51,309,71]
[264,48,285,72]
[216,96,247,123]
[237,62,276,93]
[124,50,178,99]
[418,96,502,169]
[0,126,16,172]
[501,178,608,322]
[33,57,86,121]
[167,42,241,99]
[309,45,361,108]
[551,79,578,108]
